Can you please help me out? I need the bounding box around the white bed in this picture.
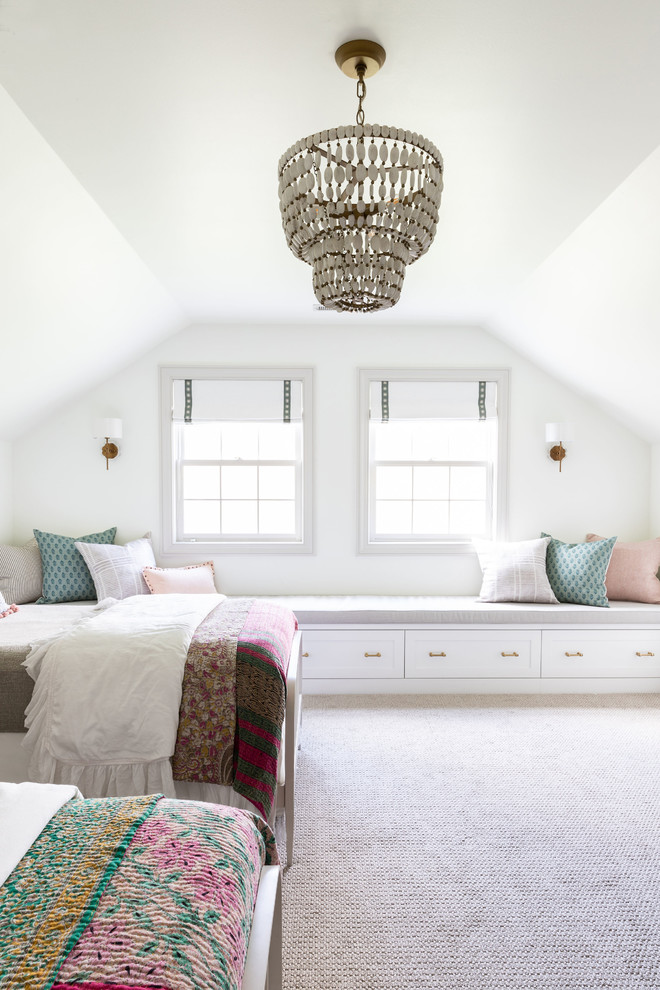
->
[0,596,302,865]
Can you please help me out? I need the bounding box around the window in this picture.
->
[359,369,508,553]
[161,368,313,554]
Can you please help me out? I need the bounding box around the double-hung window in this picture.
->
[359,369,508,553]
[161,367,313,553]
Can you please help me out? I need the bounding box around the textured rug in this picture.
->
[281,694,660,989]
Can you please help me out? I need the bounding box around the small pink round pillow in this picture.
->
[142,561,217,594]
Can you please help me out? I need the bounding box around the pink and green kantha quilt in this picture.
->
[0,794,277,990]
[173,598,298,821]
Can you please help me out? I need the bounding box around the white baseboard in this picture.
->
[303,676,660,695]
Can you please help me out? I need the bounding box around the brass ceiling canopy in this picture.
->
[334,40,386,78]
[278,38,443,314]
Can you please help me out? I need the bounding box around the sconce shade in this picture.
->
[545,422,574,444]
[93,418,123,440]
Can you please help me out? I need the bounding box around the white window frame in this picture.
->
[160,366,313,554]
[358,368,509,554]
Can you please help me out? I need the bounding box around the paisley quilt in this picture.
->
[173,599,297,820]
[0,794,277,990]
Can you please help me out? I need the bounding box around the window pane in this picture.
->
[259,501,296,534]
[448,422,490,461]
[413,466,449,499]
[412,501,449,534]
[221,423,259,460]
[375,466,412,500]
[259,465,296,500]
[183,500,220,533]
[449,501,487,535]
[372,422,413,460]
[411,422,450,460]
[182,423,222,460]
[222,465,257,499]
[450,466,487,500]
[222,500,258,533]
[183,465,220,499]
[375,500,412,534]
[258,423,297,460]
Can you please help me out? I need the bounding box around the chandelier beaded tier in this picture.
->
[278,40,443,314]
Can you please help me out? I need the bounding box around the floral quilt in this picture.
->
[0,794,277,990]
[172,598,297,820]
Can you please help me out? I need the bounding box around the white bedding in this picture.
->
[0,780,80,886]
[22,594,223,797]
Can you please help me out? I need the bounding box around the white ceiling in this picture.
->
[1,0,660,439]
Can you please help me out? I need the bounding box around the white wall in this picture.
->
[11,323,651,596]
[651,445,660,537]
[0,439,12,542]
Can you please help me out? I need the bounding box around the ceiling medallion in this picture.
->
[278,40,444,314]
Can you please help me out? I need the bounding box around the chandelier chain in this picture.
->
[355,63,367,126]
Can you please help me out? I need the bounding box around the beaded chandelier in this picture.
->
[278,40,444,314]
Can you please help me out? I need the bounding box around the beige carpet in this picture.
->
[281,694,660,989]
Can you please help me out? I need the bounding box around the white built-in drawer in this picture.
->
[302,629,405,679]
[405,629,541,678]
[542,630,660,678]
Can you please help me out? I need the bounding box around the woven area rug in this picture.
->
[281,694,660,989]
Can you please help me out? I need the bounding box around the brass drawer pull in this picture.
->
[565,652,583,657]
[636,651,655,657]
[429,651,447,657]
[364,651,382,658]
[302,652,309,657]
[501,651,519,657]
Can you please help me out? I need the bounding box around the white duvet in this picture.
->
[22,593,223,797]
[0,781,81,886]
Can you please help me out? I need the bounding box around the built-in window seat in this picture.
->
[263,596,660,694]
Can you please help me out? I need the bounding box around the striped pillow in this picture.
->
[75,536,156,600]
[0,539,43,604]
[474,537,559,604]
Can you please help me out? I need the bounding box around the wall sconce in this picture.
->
[93,418,122,470]
[545,422,574,472]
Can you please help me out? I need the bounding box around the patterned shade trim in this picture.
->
[283,379,291,422]
[184,378,193,423]
[542,533,616,607]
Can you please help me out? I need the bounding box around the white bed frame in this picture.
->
[278,629,302,866]
[243,864,282,990]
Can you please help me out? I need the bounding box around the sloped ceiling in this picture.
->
[1,0,659,439]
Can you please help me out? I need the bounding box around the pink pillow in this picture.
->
[142,561,217,594]
[586,534,660,603]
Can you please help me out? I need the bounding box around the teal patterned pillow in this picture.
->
[541,533,616,607]
[34,527,117,604]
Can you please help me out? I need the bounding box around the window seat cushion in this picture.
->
[261,595,660,626]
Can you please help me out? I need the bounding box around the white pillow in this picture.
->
[0,539,42,604]
[74,536,156,600]
[474,537,559,604]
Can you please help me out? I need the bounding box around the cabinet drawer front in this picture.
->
[405,630,541,678]
[542,630,660,677]
[302,630,405,679]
